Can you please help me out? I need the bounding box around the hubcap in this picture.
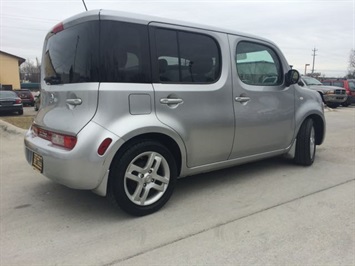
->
[310,126,315,159]
[124,152,170,206]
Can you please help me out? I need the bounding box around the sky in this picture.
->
[1,0,354,77]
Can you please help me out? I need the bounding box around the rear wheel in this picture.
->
[18,110,23,115]
[294,118,316,166]
[108,141,177,216]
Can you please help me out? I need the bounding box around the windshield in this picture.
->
[302,76,322,86]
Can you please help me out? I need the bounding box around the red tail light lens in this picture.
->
[32,125,77,150]
[15,98,22,104]
[52,22,64,34]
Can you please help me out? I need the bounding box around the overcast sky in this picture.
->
[1,0,354,77]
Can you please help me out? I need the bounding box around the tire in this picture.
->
[108,141,177,216]
[18,110,23,115]
[326,103,339,108]
[294,118,316,166]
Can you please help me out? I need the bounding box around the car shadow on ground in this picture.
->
[27,156,289,221]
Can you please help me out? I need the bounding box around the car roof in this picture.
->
[58,9,276,47]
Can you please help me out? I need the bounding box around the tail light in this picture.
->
[32,124,77,150]
[52,22,64,34]
[15,98,22,104]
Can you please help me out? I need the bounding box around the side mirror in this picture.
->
[285,69,300,86]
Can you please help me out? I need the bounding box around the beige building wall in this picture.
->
[0,52,24,90]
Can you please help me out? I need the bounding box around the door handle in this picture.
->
[235,97,250,103]
[66,98,82,105]
[160,98,184,105]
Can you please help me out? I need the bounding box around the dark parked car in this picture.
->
[321,79,355,107]
[14,89,35,106]
[0,91,23,115]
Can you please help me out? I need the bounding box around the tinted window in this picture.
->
[236,41,282,86]
[100,21,151,83]
[43,21,100,84]
[155,28,221,83]
[43,21,150,85]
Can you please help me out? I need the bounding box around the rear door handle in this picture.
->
[66,98,82,105]
[160,98,184,105]
[235,97,250,103]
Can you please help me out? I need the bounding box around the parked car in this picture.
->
[24,10,325,216]
[34,92,41,111]
[0,91,23,115]
[321,79,355,107]
[14,89,35,106]
[299,76,347,108]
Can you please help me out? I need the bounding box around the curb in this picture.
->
[0,119,27,135]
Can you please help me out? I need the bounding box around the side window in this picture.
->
[100,21,151,83]
[349,81,355,91]
[155,28,221,83]
[236,41,282,86]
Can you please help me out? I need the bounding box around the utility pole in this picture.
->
[311,47,318,74]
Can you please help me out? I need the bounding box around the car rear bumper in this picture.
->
[24,121,124,191]
[0,105,23,113]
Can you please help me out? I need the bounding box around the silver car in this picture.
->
[24,10,325,216]
[299,76,347,108]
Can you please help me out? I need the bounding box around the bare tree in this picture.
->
[346,49,355,79]
[20,58,41,83]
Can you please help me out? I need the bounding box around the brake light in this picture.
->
[98,138,112,156]
[15,98,22,104]
[52,22,64,34]
[31,125,77,150]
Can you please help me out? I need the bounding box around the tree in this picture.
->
[20,58,41,83]
[346,49,355,79]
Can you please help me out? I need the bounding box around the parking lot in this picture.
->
[0,106,354,265]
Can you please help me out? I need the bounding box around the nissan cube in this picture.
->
[24,10,326,216]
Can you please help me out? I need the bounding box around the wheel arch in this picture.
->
[301,114,325,145]
[109,132,183,177]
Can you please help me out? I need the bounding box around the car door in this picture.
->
[150,24,235,167]
[228,36,295,159]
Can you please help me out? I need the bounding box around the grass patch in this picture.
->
[1,116,33,130]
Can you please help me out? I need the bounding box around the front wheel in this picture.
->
[326,103,339,108]
[294,118,316,166]
[108,141,177,216]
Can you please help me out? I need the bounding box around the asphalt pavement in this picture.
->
[0,106,354,265]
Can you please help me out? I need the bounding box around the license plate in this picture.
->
[32,152,43,173]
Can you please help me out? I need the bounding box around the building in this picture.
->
[0,50,25,90]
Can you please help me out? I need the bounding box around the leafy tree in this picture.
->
[20,58,41,83]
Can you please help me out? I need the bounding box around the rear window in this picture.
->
[43,20,151,85]
[43,21,100,84]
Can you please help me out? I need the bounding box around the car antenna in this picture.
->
[81,0,88,11]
